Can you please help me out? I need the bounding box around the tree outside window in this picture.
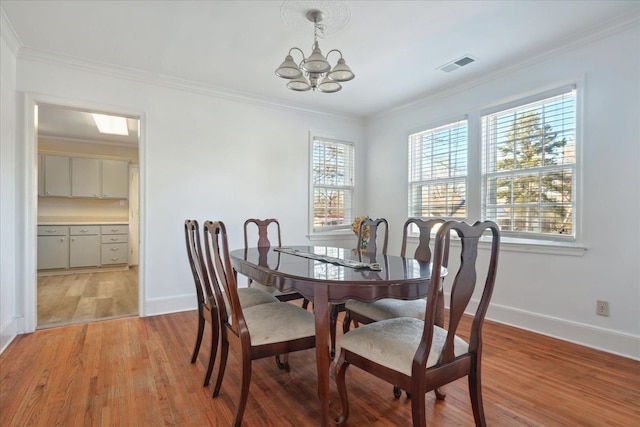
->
[311,137,354,232]
[483,89,576,237]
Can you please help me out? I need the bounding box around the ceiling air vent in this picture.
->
[437,55,476,73]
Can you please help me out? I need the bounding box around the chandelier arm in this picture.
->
[325,49,344,61]
[288,47,306,60]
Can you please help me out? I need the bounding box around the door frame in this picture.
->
[21,92,146,332]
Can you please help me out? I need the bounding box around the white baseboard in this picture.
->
[0,318,19,354]
[143,294,195,317]
[483,301,640,361]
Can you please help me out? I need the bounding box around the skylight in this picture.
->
[92,113,129,135]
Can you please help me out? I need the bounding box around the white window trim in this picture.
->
[308,132,357,238]
[403,82,585,255]
[406,115,468,237]
[480,84,581,243]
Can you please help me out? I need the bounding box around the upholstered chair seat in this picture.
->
[247,282,301,300]
[344,298,426,322]
[237,287,279,308]
[243,301,316,346]
[338,317,468,376]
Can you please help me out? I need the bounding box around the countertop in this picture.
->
[38,216,129,226]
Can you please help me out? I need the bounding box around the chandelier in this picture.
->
[275,9,354,93]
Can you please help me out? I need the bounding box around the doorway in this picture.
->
[35,103,141,329]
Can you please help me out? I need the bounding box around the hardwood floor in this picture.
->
[37,267,138,329]
[2,309,639,426]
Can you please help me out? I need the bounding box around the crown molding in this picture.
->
[0,8,22,54]
[16,47,362,124]
[368,12,640,122]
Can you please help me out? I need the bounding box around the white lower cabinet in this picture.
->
[37,224,128,270]
[37,226,69,270]
[101,225,128,266]
[69,226,100,268]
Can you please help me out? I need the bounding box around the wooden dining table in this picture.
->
[229,245,437,426]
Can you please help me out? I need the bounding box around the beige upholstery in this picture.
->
[243,302,316,346]
[338,317,468,376]
[220,287,279,326]
[345,298,426,321]
[238,287,279,308]
[249,281,301,299]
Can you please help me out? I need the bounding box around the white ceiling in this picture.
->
[3,0,639,143]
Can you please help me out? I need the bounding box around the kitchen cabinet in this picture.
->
[37,226,69,269]
[37,223,128,270]
[39,155,129,199]
[101,225,129,265]
[42,155,71,197]
[69,225,100,268]
[102,160,129,198]
[71,157,101,198]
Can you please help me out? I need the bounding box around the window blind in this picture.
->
[312,137,354,231]
[408,120,468,219]
[482,89,576,238]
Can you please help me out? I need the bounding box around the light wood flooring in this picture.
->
[2,307,639,426]
[37,267,138,329]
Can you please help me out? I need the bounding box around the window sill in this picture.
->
[406,234,587,257]
[478,236,586,257]
[307,230,355,242]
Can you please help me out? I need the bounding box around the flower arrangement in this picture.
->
[352,215,370,251]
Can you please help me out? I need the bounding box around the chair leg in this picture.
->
[330,305,338,359]
[231,355,253,427]
[302,298,310,310]
[410,386,427,427]
[335,351,350,427]
[342,310,352,334]
[275,354,290,371]
[469,362,486,426]
[191,311,205,363]
[203,318,219,387]
[211,334,229,398]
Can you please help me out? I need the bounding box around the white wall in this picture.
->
[0,15,19,353]
[364,23,640,358]
[12,54,365,322]
[2,13,638,360]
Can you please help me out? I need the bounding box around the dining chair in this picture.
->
[335,220,500,427]
[344,218,449,398]
[184,219,279,388]
[243,218,309,309]
[203,220,317,427]
[184,219,219,387]
[343,218,449,334]
[329,217,389,359]
[357,217,389,260]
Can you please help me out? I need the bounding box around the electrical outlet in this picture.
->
[596,300,609,317]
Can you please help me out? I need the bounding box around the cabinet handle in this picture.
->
[110,257,119,261]
[60,238,65,242]
[110,229,119,232]
[110,238,119,241]
[72,237,75,242]
[80,229,89,233]
[110,248,120,252]
[46,229,56,233]
[46,191,51,195]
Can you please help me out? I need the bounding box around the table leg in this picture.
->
[314,285,330,426]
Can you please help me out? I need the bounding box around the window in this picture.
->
[311,136,354,232]
[482,88,576,239]
[408,119,468,220]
